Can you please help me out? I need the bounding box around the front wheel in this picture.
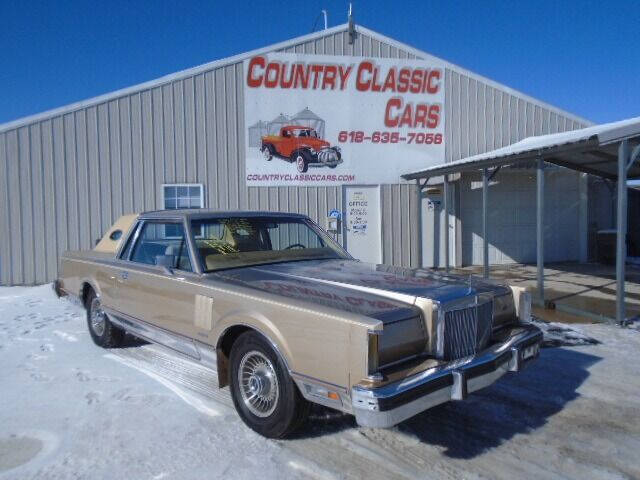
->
[294,152,309,173]
[229,331,309,438]
[261,145,273,161]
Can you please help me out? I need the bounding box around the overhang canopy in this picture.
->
[403,116,640,181]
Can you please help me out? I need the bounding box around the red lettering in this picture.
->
[310,64,323,89]
[409,70,423,93]
[247,56,265,87]
[293,64,309,89]
[356,61,373,92]
[414,104,429,127]
[264,61,280,88]
[280,62,294,89]
[427,104,441,128]
[426,70,441,94]
[384,97,402,127]
[398,102,414,127]
[397,68,410,93]
[382,67,397,92]
[337,65,352,90]
[321,65,337,89]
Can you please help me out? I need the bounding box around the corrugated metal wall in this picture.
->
[444,69,589,266]
[0,28,424,285]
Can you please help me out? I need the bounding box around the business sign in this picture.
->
[244,53,445,186]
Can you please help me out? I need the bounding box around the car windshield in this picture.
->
[191,216,349,272]
[295,129,316,138]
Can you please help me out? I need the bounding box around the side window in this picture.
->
[119,223,140,260]
[129,222,192,272]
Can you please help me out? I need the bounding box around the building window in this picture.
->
[162,184,204,210]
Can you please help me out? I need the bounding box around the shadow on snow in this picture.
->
[291,347,600,459]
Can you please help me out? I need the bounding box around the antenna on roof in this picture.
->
[348,3,356,44]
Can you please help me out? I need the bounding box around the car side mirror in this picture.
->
[161,266,174,276]
[155,255,176,275]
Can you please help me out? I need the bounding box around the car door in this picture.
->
[113,219,199,340]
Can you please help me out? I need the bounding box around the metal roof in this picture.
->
[403,116,640,181]
[0,24,591,134]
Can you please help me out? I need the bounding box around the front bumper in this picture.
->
[351,324,543,428]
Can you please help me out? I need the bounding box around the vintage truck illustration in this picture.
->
[56,210,542,438]
[261,125,343,173]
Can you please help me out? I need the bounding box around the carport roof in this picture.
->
[403,116,640,181]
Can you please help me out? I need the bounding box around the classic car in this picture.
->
[56,209,542,438]
[261,125,343,173]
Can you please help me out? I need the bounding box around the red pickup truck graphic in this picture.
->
[261,125,343,173]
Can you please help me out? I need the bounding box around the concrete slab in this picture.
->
[452,262,640,324]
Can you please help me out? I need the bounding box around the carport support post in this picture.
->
[536,157,545,305]
[482,168,489,278]
[616,140,629,325]
[444,174,450,272]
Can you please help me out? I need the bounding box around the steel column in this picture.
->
[536,157,545,304]
[482,168,489,278]
[616,140,629,325]
[443,174,450,272]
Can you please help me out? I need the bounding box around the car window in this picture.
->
[191,217,348,272]
[129,222,192,272]
[119,222,140,260]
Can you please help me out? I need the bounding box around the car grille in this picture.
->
[441,299,494,360]
[318,148,339,163]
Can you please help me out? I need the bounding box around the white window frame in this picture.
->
[161,183,205,210]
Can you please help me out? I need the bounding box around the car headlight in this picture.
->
[308,147,316,154]
[493,293,517,328]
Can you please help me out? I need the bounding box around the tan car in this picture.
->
[56,209,542,438]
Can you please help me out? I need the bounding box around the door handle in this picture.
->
[119,271,129,281]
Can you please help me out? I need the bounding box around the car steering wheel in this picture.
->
[284,243,305,250]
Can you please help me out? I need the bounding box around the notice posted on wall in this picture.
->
[244,53,445,187]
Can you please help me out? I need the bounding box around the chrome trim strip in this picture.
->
[104,307,201,360]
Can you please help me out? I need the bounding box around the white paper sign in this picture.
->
[244,53,445,186]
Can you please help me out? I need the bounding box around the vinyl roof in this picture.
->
[139,209,308,220]
[403,116,640,181]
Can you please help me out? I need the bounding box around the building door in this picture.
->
[343,185,382,264]
[421,182,456,268]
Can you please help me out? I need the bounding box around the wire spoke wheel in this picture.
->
[238,350,279,418]
[90,297,106,337]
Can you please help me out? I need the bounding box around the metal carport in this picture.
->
[403,116,640,325]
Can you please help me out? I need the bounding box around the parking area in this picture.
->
[1,285,639,480]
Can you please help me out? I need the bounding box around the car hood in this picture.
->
[210,259,510,323]
[301,138,330,149]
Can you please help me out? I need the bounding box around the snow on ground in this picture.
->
[1,285,639,479]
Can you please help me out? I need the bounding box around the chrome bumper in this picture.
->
[351,324,543,428]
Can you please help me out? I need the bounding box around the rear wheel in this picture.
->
[86,289,124,348]
[262,144,273,161]
[229,331,309,438]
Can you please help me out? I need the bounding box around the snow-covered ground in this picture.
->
[1,285,639,479]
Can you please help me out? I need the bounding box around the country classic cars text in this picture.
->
[246,55,443,129]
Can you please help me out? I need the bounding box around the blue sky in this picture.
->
[0,0,638,125]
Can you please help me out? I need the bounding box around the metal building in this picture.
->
[0,23,592,286]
